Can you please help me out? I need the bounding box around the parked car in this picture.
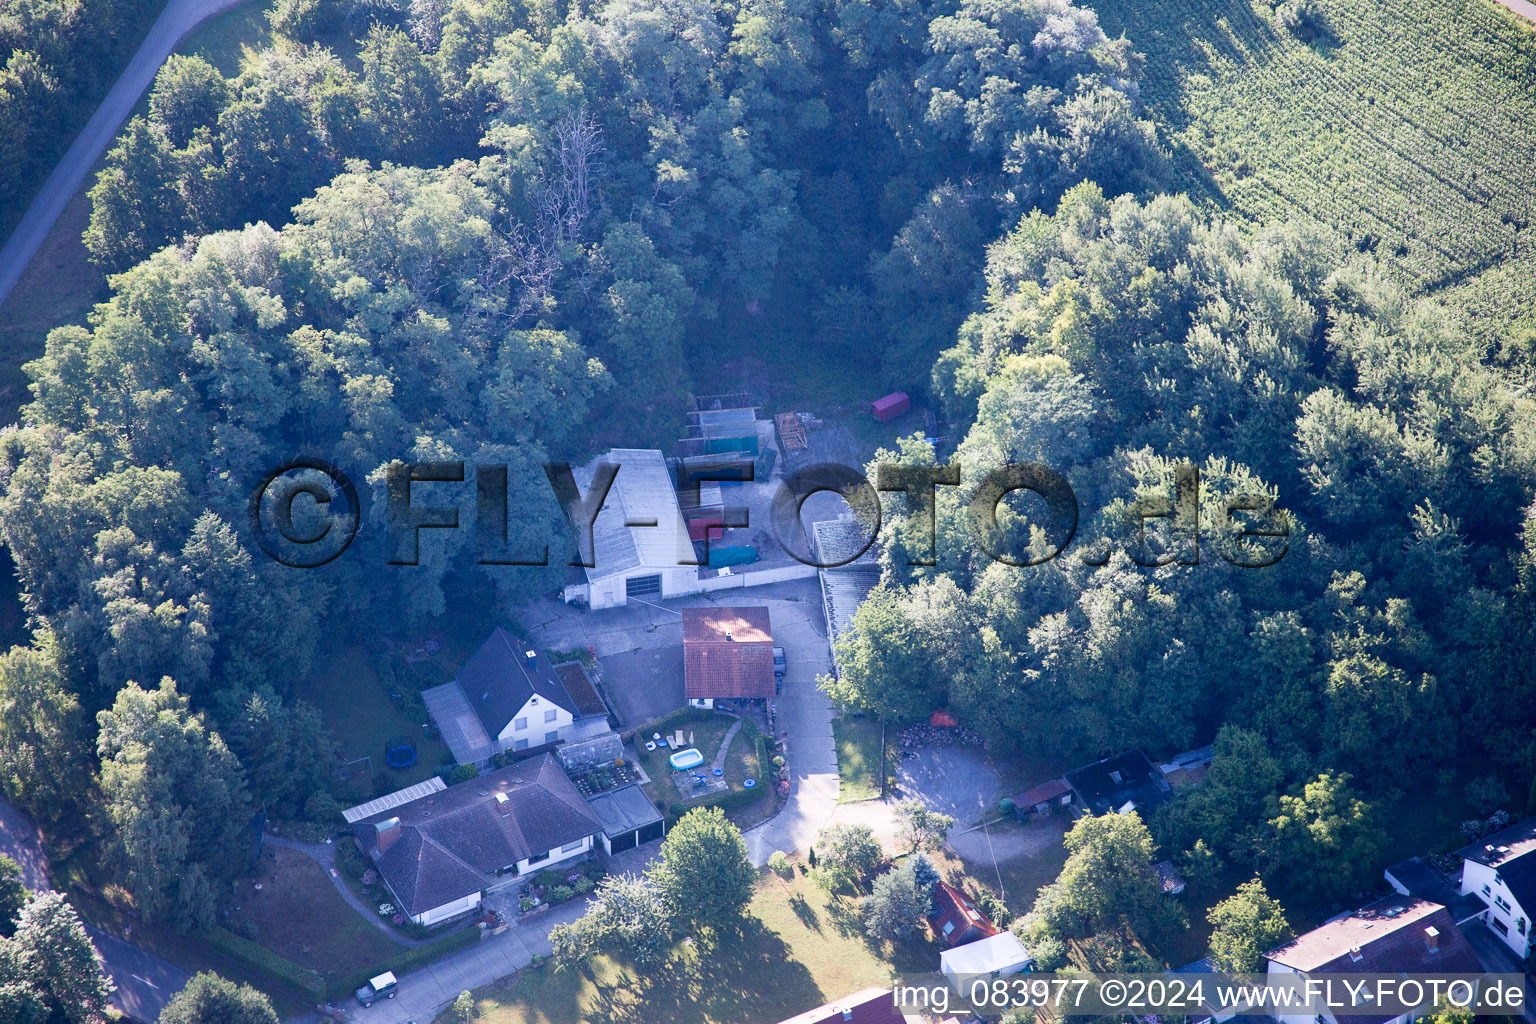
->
[773,647,786,678]
[356,971,397,1007]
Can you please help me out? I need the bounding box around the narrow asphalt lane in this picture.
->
[0,797,191,1022]
[0,0,254,312]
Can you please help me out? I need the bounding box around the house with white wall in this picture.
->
[422,628,578,766]
[1264,896,1480,1024]
[560,449,699,609]
[1455,816,1536,958]
[348,754,603,926]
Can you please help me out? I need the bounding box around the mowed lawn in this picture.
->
[229,847,400,988]
[634,709,765,812]
[308,641,451,791]
[437,864,930,1024]
[832,716,887,803]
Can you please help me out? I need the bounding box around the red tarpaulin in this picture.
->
[688,516,725,541]
[872,391,911,421]
[930,710,958,727]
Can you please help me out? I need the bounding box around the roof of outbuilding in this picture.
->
[572,449,693,582]
[682,607,776,698]
[585,784,663,839]
[354,754,602,915]
[455,628,576,737]
[1014,779,1071,806]
[939,931,1032,975]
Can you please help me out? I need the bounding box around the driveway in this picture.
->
[742,596,840,866]
[0,0,255,311]
[1461,922,1536,1024]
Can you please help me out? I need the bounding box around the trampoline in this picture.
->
[669,748,705,771]
[384,735,417,769]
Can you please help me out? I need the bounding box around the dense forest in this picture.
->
[0,0,165,238]
[0,0,1534,955]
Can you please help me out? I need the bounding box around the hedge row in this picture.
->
[197,927,326,1005]
[332,926,481,999]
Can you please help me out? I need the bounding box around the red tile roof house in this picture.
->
[929,879,999,948]
[774,987,915,1024]
[682,606,776,708]
[1264,896,1481,1024]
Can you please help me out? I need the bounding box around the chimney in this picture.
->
[726,630,734,641]
[1109,770,1123,784]
[495,792,511,815]
[375,817,402,853]
[1348,946,1363,963]
[1424,925,1440,952]
[525,649,537,667]
[840,1008,852,1022]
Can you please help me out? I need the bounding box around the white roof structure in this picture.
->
[939,931,1033,976]
[573,449,693,582]
[342,778,448,824]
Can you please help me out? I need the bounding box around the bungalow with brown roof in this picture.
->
[348,753,603,926]
[683,606,776,708]
[1264,896,1480,1024]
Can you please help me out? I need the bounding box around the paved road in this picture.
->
[0,797,191,1022]
[86,925,193,1024]
[0,0,253,311]
[1494,0,1536,24]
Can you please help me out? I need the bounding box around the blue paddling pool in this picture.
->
[669,748,705,771]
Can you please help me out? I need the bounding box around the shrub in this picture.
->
[304,791,343,823]
[768,851,793,879]
[519,897,537,912]
[971,884,1012,928]
[548,885,575,904]
[335,841,367,880]
[574,877,595,894]
[450,989,475,1023]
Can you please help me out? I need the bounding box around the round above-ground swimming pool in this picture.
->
[669,747,705,771]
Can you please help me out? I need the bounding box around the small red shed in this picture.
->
[871,392,910,421]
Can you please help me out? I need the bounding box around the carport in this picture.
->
[587,783,665,854]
